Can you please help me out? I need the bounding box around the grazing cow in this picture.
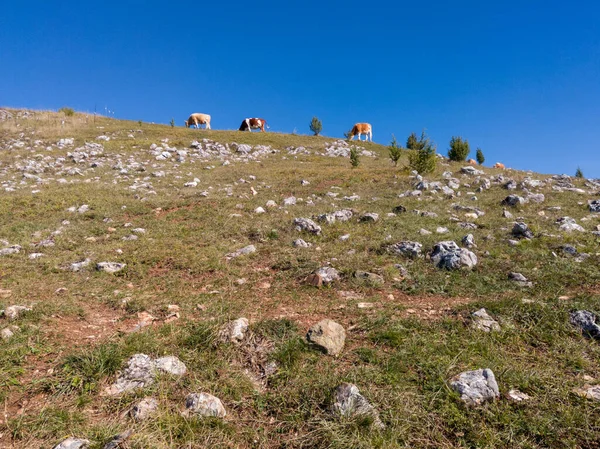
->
[184,113,211,129]
[239,118,269,132]
[467,158,477,165]
[494,162,505,169]
[349,123,372,142]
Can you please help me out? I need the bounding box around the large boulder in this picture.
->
[430,241,477,270]
[450,368,500,406]
[306,319,346,355]
[331,383,384,428]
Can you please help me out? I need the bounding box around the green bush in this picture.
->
[170,118,175,128]
[575,167,584,178]
[447,136,470,161]
[58,107,75,117]
[388,135,403,166]
[406,130,436,174]
[476,147,485,165]
[309,116,322,136]
[350,147,360,168]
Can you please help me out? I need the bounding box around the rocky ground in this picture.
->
[0,108,600,448]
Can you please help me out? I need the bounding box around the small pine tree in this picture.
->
[407,130,437,174]
[575,167,584,178]
[476,147,485,165]
[170,118,175,128]
[406,132,419,150]
[388,135,403,166]
[59,107,75,117]
[138,120,142,127]
[309,116,322,136]
[448,136,470,162]
[350,147,360,168]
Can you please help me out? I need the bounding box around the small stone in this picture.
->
[353,271,384,286]
[471,308,501,332]
[130,397,159,421]
[430,241,477,270]
[3,305,31,320]
[102,430,133,449]
[154,356,187,376]
[450,368,500,406]
[218,318,249,343]
[357,302,374,309]
[293,239,312,248]
[53,438,90,449]
[331,383,384,428]
[387,241,422,259]
[509,272,533,287]
[339,234,350,241]
[512,222,534,239]
[184,392,226,418]
[306,319,346,355]
[360,213,379,223]
[507,389,530,402]
[501,195,525,207]
[307,266,340,287]
[96,262,126,273]
[573,384,600,401]
[570,310,600,340]
[294,217,321,235]
[1,325,19,340]
[226,245,256,260]
[254,206,266,214]
[462,234,476,248]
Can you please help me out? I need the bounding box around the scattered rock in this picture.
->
[589,200,600,213]
[450,368,500,406]
[130,397,159,421]
[570,310,600,340]
[1,325,19,340]
[184,392,226,418]
[573,384,600,401]
[293,238,312,248]
[2,305,31,320]
[353,271,384,286]
[507,389,531,402]
[512,222,534,239]
[294,217,321,235]
[307,266,340,287]
[331,383,384,428]
[462,234,476,248]
[69,258,92,272]
[501,195,525,207]
[360,213,379,223]
[53,438,90,449]
[154,356,187,375]
[387,241,422,259]
[96,262,127,273]
[430,241,478,270]
[226,245,256,260]
[102,430,133,449]
[219,318,249,343]
[508,272,533,288]
[306,319,346,355]
[471,308,501,332]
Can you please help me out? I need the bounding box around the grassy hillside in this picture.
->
[1,108,599,448]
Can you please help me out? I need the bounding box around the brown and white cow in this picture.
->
[349,123,372,142]
[494,162,505,169]
[184,113,211,129]
[239,118,269,132]
[467,158,477,165]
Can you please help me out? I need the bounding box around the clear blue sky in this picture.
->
[1,1,599,176]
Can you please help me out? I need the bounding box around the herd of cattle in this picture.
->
[183,113,505,167]
[184,112,374,141]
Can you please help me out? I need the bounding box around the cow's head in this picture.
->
[184,120,189,128]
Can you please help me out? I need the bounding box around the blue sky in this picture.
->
[1,1,599,176]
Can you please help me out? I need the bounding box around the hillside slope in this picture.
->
[1,108,600,448]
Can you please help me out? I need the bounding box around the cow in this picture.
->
[239,118,269,132]
[467,158,477,165]
[349,123,372,142]
[184,113,211,129]
[494,162,505,169]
